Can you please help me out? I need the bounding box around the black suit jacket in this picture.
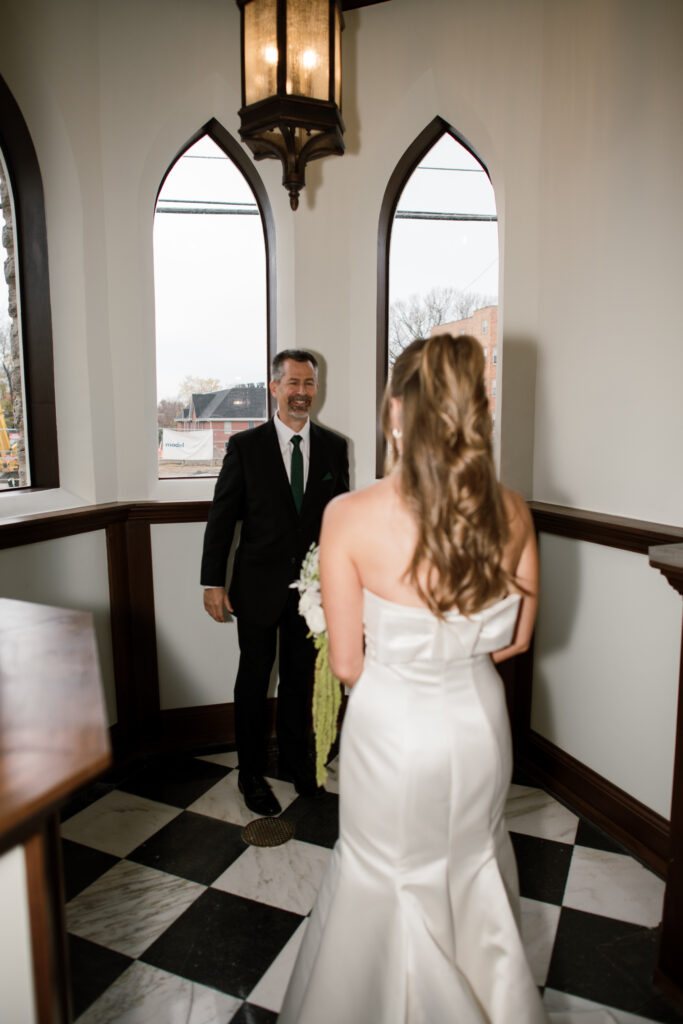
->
[201,419,349,625]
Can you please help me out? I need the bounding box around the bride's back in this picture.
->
[335,474,530,612]
[319,334,538,684]
[338,475,425,608]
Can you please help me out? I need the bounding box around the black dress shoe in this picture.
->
[238,772,281,816]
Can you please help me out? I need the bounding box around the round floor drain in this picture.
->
[242,817,295,847]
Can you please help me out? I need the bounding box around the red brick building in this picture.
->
[175,384,268,457]
[431,306,498,419]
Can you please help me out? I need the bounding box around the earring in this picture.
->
[392,428,402,440]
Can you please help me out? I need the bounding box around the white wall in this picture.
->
[0,0,681,816]
[533,536,682,817]
[153,522,248,708]
[0,847,37,1024]
[0,533,117,724]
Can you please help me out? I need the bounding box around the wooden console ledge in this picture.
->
[0,598,111,1023]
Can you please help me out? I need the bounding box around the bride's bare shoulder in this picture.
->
[501,486,532,526]
[323,478,394,529]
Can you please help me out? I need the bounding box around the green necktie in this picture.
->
[290,434,304,514]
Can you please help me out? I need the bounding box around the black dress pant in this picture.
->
[234,588,316,777]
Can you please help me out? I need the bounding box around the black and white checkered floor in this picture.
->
[59,748,683,1023]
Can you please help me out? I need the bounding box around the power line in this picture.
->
[181,153,228,160]
[395,211,497,222]
[415,165,486,173]
[463,256,499,291]
[156,200,258,215]
[156,207,259,215]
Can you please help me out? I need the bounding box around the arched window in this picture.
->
[0,75,58,492]
[154,119,275,480]
[376,117,498,473]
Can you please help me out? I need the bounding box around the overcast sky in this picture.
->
[390,134,498,306]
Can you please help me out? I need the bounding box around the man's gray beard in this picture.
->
[288,399,310,419]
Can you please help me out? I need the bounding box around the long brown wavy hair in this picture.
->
[381,333,510,616]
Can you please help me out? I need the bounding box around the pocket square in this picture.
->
[322,472,333,482]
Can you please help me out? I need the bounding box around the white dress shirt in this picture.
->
[273,411,311,489]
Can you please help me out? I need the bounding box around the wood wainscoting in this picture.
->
[3,498,683,1005]
[1,502,682,872]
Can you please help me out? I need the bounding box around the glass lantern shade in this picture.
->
[236,0,345,210]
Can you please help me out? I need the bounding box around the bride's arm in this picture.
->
[492,496,539,664]
[319,495,365,686]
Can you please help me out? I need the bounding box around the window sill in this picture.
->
[0,487,88,523]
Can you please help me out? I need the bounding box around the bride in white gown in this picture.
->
[279,335,610,1024]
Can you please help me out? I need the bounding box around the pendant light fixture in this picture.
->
[235,0,345,211]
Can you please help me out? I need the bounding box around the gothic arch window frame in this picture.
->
[0,74,58,490]
[375,115,493,476]
[155,117,277,421]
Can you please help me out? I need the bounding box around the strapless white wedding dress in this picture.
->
[279,590,612,1024]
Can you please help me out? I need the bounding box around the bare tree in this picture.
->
[175,375,223,407]
[157,398,184,428]
[389,286,496,362]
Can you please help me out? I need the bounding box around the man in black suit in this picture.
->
[201,350,349,816]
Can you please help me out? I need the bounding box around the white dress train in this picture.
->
[279,590,615,1024]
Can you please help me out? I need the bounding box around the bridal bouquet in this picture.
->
[290,543,342,786]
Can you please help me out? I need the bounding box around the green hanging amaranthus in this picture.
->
[290,543,342,785]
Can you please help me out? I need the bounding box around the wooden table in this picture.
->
[0,598,111,1023]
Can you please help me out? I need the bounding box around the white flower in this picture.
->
[292,543,327,637]
[304,603,327,636]
[298,589,318,616]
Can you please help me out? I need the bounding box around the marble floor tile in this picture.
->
[563,847,665,928]
[187,772,298,827]
[576,818,629,855]
[511,831,573,906]
[68,934,133,1019]
[212,839,331,915]
[545,907,679,1022]
[60,790,181,858]
[230,1004,278,1023]
[543,986,663,1023]
[246,919,308,1014]
[323,755,340,794]
[67,859,205,958]
[519,896,562,987]
[117,754,229,808]
[279,790,339,849]
[140,889,302,1000]
[128,810,247,886]
[198,751,240,770]
[505,784,579,844]
[61,840,119,901]
[75,960,242,1024]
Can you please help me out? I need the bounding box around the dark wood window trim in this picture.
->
[375,115,492,476]
[156,118,277,422]
[0,75,58,489]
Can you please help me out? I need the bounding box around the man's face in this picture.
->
[269,359,318,430]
